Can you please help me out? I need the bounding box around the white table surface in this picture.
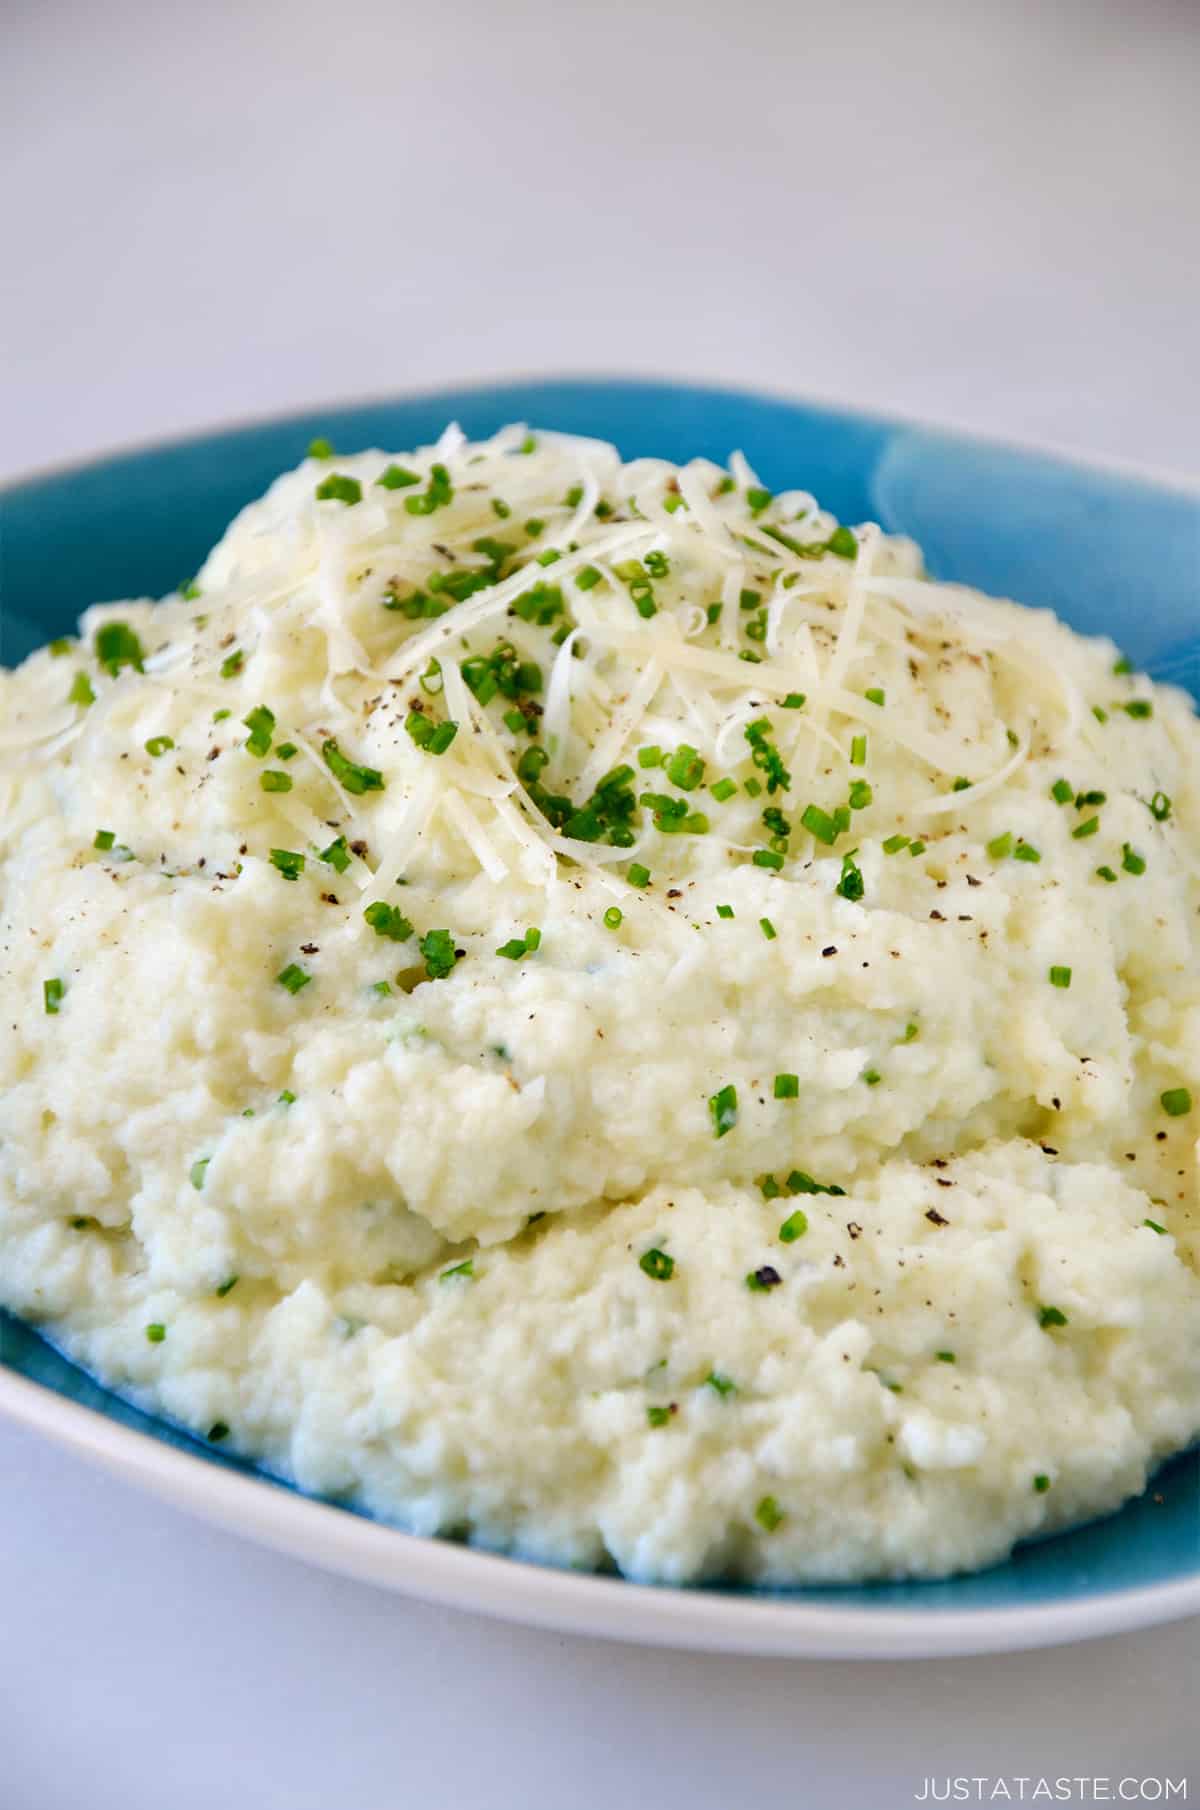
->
[2,1,1197,1803]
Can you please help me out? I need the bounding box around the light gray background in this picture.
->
[1,1,1197,1804]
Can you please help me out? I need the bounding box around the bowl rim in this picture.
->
[1,369,1197,502]
[2,1362,1198,1659]
[1,375,1197,1659]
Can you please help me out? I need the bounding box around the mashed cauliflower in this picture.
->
[1,424,1197,1584]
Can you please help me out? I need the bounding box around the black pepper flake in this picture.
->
[320,892,340,904]
[751,1265,782,1289]
[832,1253,845,1268]
[821,945,837,958]
[966,874,981,887]
[300,943,319,955]
[935,1177,954,1187]
[846,1222,862,1240]
[929,910,945,921]
[350,840,368,858]
[925,1207,949,1227]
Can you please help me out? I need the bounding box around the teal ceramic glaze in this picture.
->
[1,379,1197,1614]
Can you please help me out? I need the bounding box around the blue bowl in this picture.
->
[2,378,1197,1645]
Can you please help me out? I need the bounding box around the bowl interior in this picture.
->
[2,376,1197,1611]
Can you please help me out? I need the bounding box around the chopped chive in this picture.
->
[95,622,145,676]
[848,779,872,810]
[935,1351,956,1364]
[439,1260,475,1283]
[716,904,734,919]
[220,649,245,679]
[753,848,784,870]
[276,963,311,994]
[145,1323,166,1343]
[901,1021,919,1043]
[709,1083,738,1138]
[850,734,867,766]
[1121,843,1146,875]
[1161,1088,1192,1117]
[1013,842,1041,863]
[144,735,174,757]
[1051,778,1073,804]
[364,901,413,942]
[1095,864,1118,883]
[497,927,541,959]
[755,1495,785,1532]
[405,711,459,755]
[207,1422,230,1443]
[781,692,806,710]
[827,526,857,558]
[639,1247,675,1281]
[836,853,864,902]
[1049,966,1072,989]
[862,1068,882,1086]
[1071,816,1100,840]
[1033,1474,1051,1494]
[710,777,738,803]
[1038,1305,1068,1328]
[628,863,651,888]
[243,704,275,757]
[1123,699,1153,719]
[277,1089,296,1105]
[93,830,115,851]
[43,978,64,1015]
[774,1073,799,1099]
[759,917,777,941]
[276,742,298,761]
[706,1371,736,1397]
[801,803,838,845]
[315,473,363,505]
[864,687,885,706]
[419,928,459,980]
[319,836,351,874]
[882,833,909,855]
[1149,791,1172,822]
[603,906,623,929]
[69,671,95,708]
[952,776,971,793]
[48,636,73,655]
[491,497,511,519]
[322,738,385,794]
[260,770,292,793]
[666,744,705,790]
[646,1405,673,1428]
[215,1276,239,1298]
[986,831,1013,860]
[376,463,420,489]
[190,1157,210,1190]
[307,436,334,459]
[778,1208,808,1243]
[1143,1218,1168,1235]
[213,708,231,722]
[1113,654,1134,675]
[269,848,305,882]
[1093,706,1109,723]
